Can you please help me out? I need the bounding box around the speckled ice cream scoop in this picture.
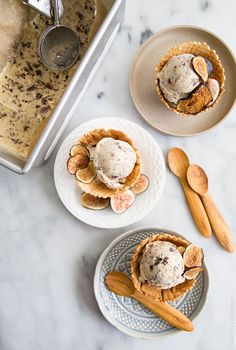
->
[157,54,201,105]
[139,241,185,289]
[93,137,136,189]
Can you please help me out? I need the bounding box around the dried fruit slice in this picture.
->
[184,267,203,280]
[67,154,90,175]
[201,85,213,106]
[70,144,89,157]
[110,189,135,214]
[75,161,96,183]
[183,244,203,268]
[177,85,212,114]
[192,56,208,82]
[80,193,109,210]
[207,78,220,106]
[205,58,213,75]
[131,174,149,195]
[177,246,186,255]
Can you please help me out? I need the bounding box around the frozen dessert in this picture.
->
[66,128,147,214]
[156,54,201,105]
[76,129,141,198]
[155,42,225,115]
[131,233,204,302]
[0,0,27,73]
[93,137,137,189]
[139,241,185,289]
[0,0,104,159]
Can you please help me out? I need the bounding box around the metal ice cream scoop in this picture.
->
[37,0,80,70]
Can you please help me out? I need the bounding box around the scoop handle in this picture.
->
[52,0,60,25]
[180,177,211,238]
[133,290,193,332]
[201,192,234,252]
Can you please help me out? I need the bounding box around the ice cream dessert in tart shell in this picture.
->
[67,128,141,199]
[155,41,225,116]
[131,233,203,302]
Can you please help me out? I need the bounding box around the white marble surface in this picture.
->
[0,0,236,349]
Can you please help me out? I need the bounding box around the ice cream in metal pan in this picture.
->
[0,0,125,173]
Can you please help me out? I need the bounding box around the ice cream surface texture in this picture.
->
[0,0,101,159]
[93,137,136,189]
[157,54,201,104]
[0,0,27,73]
[139,241,185,289]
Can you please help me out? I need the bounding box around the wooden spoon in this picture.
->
[105,271,194,332]
[187,164,234,253]
[168,148,211,238]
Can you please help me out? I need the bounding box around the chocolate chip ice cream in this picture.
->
[156,54,201,104]
[139,241,185,289]
[93,137,136,189]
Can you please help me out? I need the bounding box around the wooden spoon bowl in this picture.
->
[187,164,234,253]
[168,148,211,238]
[168,147,190,178]
[187,164,208,195]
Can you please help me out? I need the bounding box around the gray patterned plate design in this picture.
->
[94,227,209,339]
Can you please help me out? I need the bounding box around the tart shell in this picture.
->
[77,128,141,198]
[155,41,225,116]
[131,233,198,302]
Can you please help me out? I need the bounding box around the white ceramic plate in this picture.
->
[94,227,209,339]
[54,118,166,228]
[130,25,236,136]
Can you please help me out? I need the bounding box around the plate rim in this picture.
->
[54,117,166,229]
[129,24,236,137]
[94,226,209,339]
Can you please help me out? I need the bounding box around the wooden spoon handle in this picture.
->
[201,192,234,252]
[133,290,193,332]
[180,177,211,238]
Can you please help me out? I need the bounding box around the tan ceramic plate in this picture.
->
[130,25,236,136]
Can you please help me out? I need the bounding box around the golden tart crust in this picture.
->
[77,128,141,198]
[131,233,198,302]
[155,41,225,116]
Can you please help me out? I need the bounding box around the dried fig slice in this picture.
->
[67,154,90,175]
[183,244,203,268]
[70,144,89,157]
[177,246,186,255]
[192,56,208,82]
[183,267,203,280]
[80,193,109,210]
[207,78,220,106]
[75,161,96,184]
[110,189,134,214]
[201,85,213,106]
[131,174,149,195]
[177,85,212,114]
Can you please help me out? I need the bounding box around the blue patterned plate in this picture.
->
[94,227,209,339]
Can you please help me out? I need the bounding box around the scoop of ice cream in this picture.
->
[157,54,201,104]
[0,0,28,73]
[93,137,136,189]
[139,241,185,289]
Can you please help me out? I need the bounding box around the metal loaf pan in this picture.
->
[0,0,125,173]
